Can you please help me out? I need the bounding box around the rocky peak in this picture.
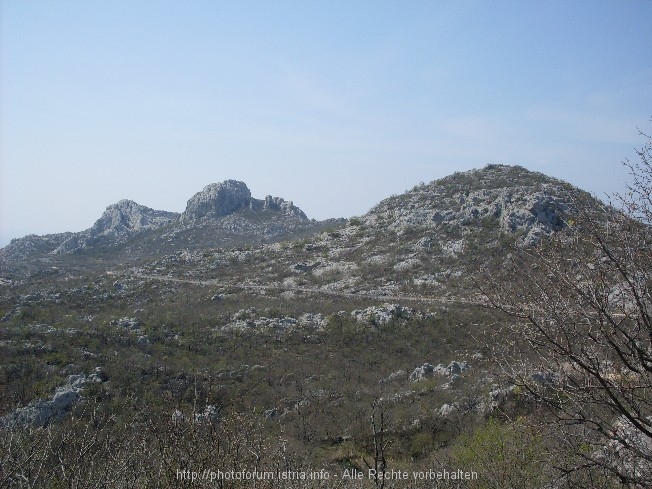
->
[364,164,587,245]
[90,200,177,238]
[52,200,177,254]
[257,195,307,219]
[181,181,252,223]
[181,180,309,222]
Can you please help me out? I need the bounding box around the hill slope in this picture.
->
[0,180,337,269]
[0,164,613,487]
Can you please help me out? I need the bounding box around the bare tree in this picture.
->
[363,400,389,489]
[480,129,652,487]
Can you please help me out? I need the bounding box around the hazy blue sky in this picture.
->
[2,1,652,246]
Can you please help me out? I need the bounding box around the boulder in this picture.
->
[1,370,106,427]
[409,363,434,382]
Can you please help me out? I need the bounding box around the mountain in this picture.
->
[180,180,307,223]
[53,200,179,254]
[0,163,619,487]
[136,164,595,301]
[0,181,334,266]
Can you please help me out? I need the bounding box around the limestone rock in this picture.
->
[1,371,106,427]
[180,181,308,222]
[181,180,252,222]
[596,415,652,483]
[259,195,307,218]
[351,304,432,325]
[409,361,471,382]
[409,363,435,382]
[194,405,220,424]
[364,164,588,246]
[380,370,407,384]
[54,200,177,254]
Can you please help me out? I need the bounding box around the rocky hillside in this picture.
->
[0,164,619,488]
[137,165,597,302]
[365,164,579,245]
[180,180,307,223]
[0,181,330,266]
[53,200,179,254]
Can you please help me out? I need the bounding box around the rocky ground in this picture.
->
[0,164,615,487]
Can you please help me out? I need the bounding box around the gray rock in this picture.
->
[112,317,140,330]
[54,200,177,254]
[67,374,87,389]
[88,367,108,383]
[596,415,652,483]
[438,403,459,417]
[179,182,308,223]
[50,386,80,411]
[194,405,219,424]
[365,165,582,246]
[351,304,432,325]
[447,361,471,375]
[1,371,106,427]
[380,370,407,384]
[488,385,517,410]
[530,371,557,386]
[409,363,435,382]
[263,408,279,420]
[181,180,251,222]
[260,195,307,218]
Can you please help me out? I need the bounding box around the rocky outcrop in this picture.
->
[2,180,315,260]
[409,361,471,382]
[219,309,326,334]
[365,164,588,245]
[257,195,307,219]
[181,181,307,223]
[351,304,433,325]
[181,181,252,222]
[0,232,73,261]
[53,200,178,254]
[90,200,177,237]
[1,369,106,427]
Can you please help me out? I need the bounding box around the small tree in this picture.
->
[480,128,652,487]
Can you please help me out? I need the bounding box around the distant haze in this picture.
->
[2,1,652,246]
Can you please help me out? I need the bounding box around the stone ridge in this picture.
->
[90,200,179,237]
[53,200,179,254]
[1,180,312,259]
[364,164,588,245]
[181,180,307,223]
[181,181,252,222]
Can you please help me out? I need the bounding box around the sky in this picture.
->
[2,1,652,247]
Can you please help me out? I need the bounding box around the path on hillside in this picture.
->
[125,271,489,307]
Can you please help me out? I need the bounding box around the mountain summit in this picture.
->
[363,164,585,245]
[1,180,318,263]
[54,200,178,254]
[181,181,306,223]
[0,167,597,269]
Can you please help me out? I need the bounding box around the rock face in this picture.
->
[1,370,106,427]
[409,361,471,382]
[53,200,178,254]
[181,181,252,222]
[364,164,587,246]
[257,195,307,219]
[1,167,599,266]
[2,180,315,261]
[181,181,307,223]
[90,200,177,237]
